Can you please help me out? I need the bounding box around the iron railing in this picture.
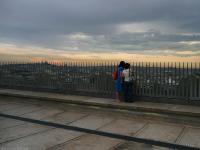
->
[0,61,199,101]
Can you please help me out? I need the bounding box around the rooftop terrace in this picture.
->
[0,61,200,149]
[0,89,200,149]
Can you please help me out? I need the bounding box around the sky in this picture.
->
[0,0,200,62]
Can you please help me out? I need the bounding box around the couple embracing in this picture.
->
[113,61,134,103]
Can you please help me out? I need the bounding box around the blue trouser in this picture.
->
[124,82,133,102]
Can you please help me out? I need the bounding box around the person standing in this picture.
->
[122,63,133,102]
[115,61,125,102]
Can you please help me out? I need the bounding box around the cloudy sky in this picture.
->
[0,0,200,61]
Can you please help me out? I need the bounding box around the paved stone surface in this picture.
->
[22,107,64,120]
[49,134,122,150]
[113,141,169,150]
[2,104,43,116]
[1,88,200,118]
[0,95,200,149]
[177,126,200,147]
[0,122,51,143]
[43,111,89,124]
[136,123,184,143]
[0,103,27,112]
[0,117,26,130]
[1,129,83,150]
[100,118,146,135]
[69,114,114,130]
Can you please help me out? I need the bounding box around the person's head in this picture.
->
[119,61,125,68]
[125,63,130,69]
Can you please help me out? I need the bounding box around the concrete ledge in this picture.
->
[0,88,200,119]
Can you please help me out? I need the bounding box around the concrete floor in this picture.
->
[0,96,200,150]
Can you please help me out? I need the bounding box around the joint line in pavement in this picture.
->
[0,113,199,150]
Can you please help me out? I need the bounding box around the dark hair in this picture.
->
[119,61,125,68]
[125,63,130,69]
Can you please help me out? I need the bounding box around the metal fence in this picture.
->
[0,61,200,101]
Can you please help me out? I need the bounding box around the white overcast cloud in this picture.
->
[0,0,200,57]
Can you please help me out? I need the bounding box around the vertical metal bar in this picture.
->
[195,62,198,99]
[84,61,86,91]
[4,61,6,87]
[199,62,200,99]
[139,62,141,96]
[54,61,56,89]
[52,61,55,89]
[47,61,49,89]
[154,62,156,96]
[62,61,66,93]
[174,62,177,98]
[5,61,7,87]
[74,61,76,92]
[136,61,138,96]
[60,61,62,90]
[170,62,173,97]
[152,62,155,96]
[7,61,9,87]
[79,61,82,90]
[167,62,170,97]
[108,61,111,96]
[29,60,31,88]
[101,61,103,95]
[93,61,96,94]
[181,62,185,98]
[104,61,106,95]
[78,61,81,91]
[97,61,100,94]
[162,62,165,96]
[69,61,72,91]
[108,61,110,96]
[148,62,151,96]
[59,61,61,90]
[156,62,159,97]
[87,61,90,92]
[30,62,35,88]
[0,61,1,87]
[178,62,180,98]
[110,61,113,97]
[146,62,148,96]
[141,62,144,96]
[104,61,107,95]
[105,61,108,95]
[63,61,68,93]
[85,61,88,92]
[73,61,76,92]
[67,61,70,91]
[191,62,195,100]
[143,62,145,96]
[51,61,53,89]
[132,61,135,97]
[134,62,137,96]
[190,62,193,99]
[89,61,92,94]
[192,62,195,99]
[97,62,101,93]
[1,61,4,87]
[111,61,114,96]
[159,62,161,97]
[109,61,113,97]
[179,62,182,98]
[186,62,189,99]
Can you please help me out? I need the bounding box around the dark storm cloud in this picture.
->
[0,0,200,55]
